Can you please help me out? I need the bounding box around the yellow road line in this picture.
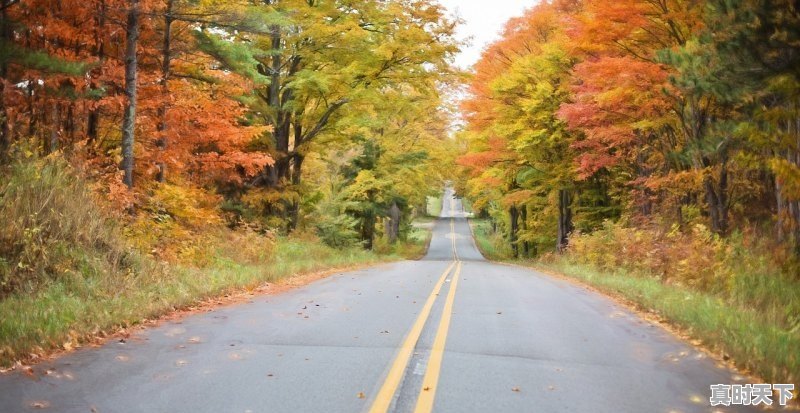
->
[368,261,456,413]
[413,261,462,413]
[449,197,459,261]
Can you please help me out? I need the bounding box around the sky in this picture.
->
[437,0,538,69]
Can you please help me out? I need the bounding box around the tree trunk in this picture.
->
[775,112,800,257]
[509,205,519,258]
[635,139,653,217]
[0,0,10,156]
[557,189,573,253]
[703,157,729,235]
[794,114,800,256]
[361,211,376,250]
[386,201,401,244]
[65,102,75,141]
[156,0,174,183]
[47,103,59,153]
[520,204,530,258]
[87,0,105,143]
[266,23,291,185]
[26,76,35,138]
[120,0,139,188]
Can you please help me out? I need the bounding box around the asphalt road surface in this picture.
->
[0,188,760,412]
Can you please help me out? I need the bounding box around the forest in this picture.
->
[0,0,459,283]
[460,0,800,259]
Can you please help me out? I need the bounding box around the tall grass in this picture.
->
[0,153,146,296]
[469,218,512,260]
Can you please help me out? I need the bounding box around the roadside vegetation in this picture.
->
[426,195,443,218]
[469,219,512,261]
[470,220,799,385]
[0,153,432,367]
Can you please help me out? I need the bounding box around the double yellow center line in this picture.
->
[369,197,462,413]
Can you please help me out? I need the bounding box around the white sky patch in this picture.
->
[438,0,538,70]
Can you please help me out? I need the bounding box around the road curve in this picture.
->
[0,189,757,412]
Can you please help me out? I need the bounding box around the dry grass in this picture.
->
[0,152,145,296]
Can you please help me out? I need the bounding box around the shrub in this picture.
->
[0,152,141,296]
[565,221,800,330]
[315,213,362,249]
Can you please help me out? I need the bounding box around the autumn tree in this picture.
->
[197,0,458,231]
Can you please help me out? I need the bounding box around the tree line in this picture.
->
[458,0,800,259]
[0,0,458,248]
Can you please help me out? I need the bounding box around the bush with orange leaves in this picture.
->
[123,182,275,266]
[568,221,728,290]
[563,221,800,322]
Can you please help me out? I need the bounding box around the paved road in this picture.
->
[0,189,758,412]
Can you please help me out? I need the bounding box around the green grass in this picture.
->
[426,195,442,217]
[0,238,400,366]
[469,218,512,260]
[538,261,799,385]
[406,217,435,259]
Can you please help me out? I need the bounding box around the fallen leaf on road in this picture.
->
[423,386,431,391]
[29,400,50,409]
[21,365,36,379]
[511,387,520,392]
[267,373,274,377]
[357,392,365,399]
